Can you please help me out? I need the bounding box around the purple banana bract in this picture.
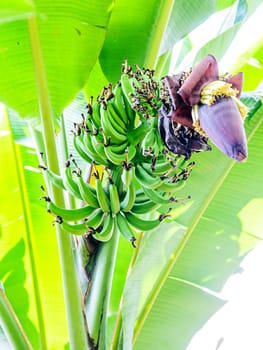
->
[160,54,248,161]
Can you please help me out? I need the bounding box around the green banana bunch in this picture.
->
[41,62,198,247]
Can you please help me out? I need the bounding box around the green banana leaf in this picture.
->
[0,0,113,120]
[0,110,68,349]
[195,0,262,63]
[0,0,33,23]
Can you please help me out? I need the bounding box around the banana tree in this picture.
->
[0,1,262,349]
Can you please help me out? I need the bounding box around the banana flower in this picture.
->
[161,54,248,161]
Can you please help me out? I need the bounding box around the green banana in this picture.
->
[124,211,162,231]
[95,173,111,212]
[141,128,156,155]
[120,73,136,126]
[104,143,136,166]
[153,160,175,175]
[75,171,99,208]
[55,216,89,235]
[142,159,172,176]
[155,178,186,192]
[39,166,65,190]
[120,73,134,106]
[92,213,115,242]
[90,133,109,164]
[44,197,95,221]
[133,189,149,203]
[130,200,160,214]
[85,115,98,135]
[84,208,105,229]
[90,100,102,129]
[73,133,93,164]
[134,163,162,189]
[107,140,129,154]
[107,100,127,133]
[142,186,174,205]
[108,178,120,215]
[151,128,164,157]
[112,82,129,125]
[116,212,136,243]
[83,130,108,165]
[127,122,151,146]
[62,162,83,200]
[120,182,136,212]
[100,102,127,143]
[121,164,134,188]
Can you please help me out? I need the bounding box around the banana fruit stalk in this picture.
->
[42,60,242,246]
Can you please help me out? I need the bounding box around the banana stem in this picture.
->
[85,228,120,347]
[0,283,33,350]
[110,231,144,350]
[27,16,89,350]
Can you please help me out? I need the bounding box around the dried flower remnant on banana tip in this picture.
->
[160,54,248,162]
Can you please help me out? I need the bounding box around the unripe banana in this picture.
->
[90,133,109,163]
[73,133,93,164]
[121,164,134,188]
[90,100,102,129]
[112,82,129,125]
[142,186,175,205]
[116,212,136,244]
[39,165,65,190]
[62,161,83,200]
[55,216,89,236]
[84,208,105,228]
[120,182,136,212]
[155,178,186,193]
[92,213,115,242]
[124,211,164,231]
[108,140,129,154]
[107,101,127,133]
[75,170,99,208]
[141,159,172,176]
[108,177,120,215]
[120,73,134,108]
[120,73,136,126]
[43,196,95,221]
[153,159,175,175]
[134,163,162,189]
[127,123,151,146]
[104,144,136,166]
[95,172,111,213]
[83,130,109,166]
[130,200,160,214]
[141,128,156,155]
[100,102,127,143]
